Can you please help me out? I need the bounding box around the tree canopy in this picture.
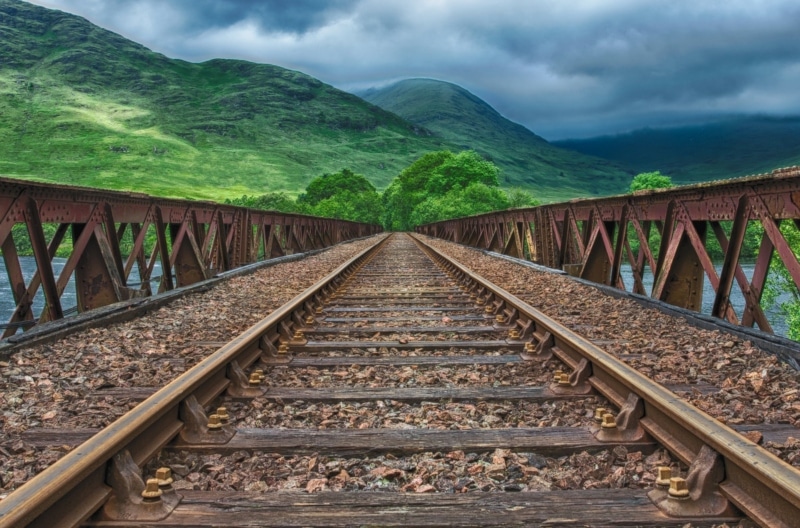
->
[223,150,534,229]
[383,150,508,230]
[225,192,299,213]
[300,169,384,224]
[298,169,377,206]
[629,171,673,192]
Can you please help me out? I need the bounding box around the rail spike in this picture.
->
[175,394,236,445]
[550,357,593,395]
[97,450,180,522]
[521,330,554,361]
[648,445,738,518]
[260,335,291,364]
[594,392,648,442]
[226,360,267,399]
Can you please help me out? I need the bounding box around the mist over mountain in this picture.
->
[553,117,800,184]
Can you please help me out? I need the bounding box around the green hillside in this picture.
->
[0,0,450,200]
[553,117,800,184]
[359,78,633,201]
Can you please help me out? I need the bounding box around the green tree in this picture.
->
[300,169,383,224]
[313,190,383,225]
[762,222,800,339]
[410,183,510,226]
[298,169,377,206]
[225,192,300,213]
[506,187,539,208]
[629,171,673,192]
[382,150,504,230]
[424,150,500,195]
[382,151,455,231]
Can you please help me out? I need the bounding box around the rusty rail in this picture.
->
[0,235,390,528]
[412,234,800,528]
[2,233,798,526]
[0,178,381,336]
[416,167,800,335]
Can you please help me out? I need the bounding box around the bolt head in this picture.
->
[208,414,224,430]
[600,413,617,429]
[655,466,672,487]
[156,467,174,488]
[142,478,163,501]
[594,407,607,423]
[668,477,690,499]
[557,373,571,386]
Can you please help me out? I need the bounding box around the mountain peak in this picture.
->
[361,78,631,199]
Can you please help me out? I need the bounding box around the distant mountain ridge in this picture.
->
[359,78,633,201]
[0,0,451,200]
[553,116,800,184]
[3,0,631,205]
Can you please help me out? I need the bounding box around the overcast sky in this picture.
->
[25,0,800,139]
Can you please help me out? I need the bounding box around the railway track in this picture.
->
[1,233,799,527]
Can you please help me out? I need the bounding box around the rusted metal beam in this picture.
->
[0,178,381,335]
[418,166,800,335]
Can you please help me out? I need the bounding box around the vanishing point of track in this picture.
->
[1,233,799,527]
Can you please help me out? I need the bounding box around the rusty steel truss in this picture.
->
[417,166,800,335]
[0,178,381,336]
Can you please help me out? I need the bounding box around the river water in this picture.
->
[0,257,789,337]
[617,262,788,337]
[0,257,161,331]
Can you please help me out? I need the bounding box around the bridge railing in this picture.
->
[417,166,800,335]
[0,178,381,336]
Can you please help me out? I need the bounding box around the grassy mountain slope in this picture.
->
[0,0,450,200]
[553,117,800,184]
[359,78,633,201]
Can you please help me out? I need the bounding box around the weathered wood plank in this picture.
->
[83,489,741,527]
[87,381,718,403]
[286,354,523,367]
[308,325,498,334]
[734,423,800,445]
[169,427,655,456]
[18,428,100,447]
[90,385,565,402]
[256,386,572,402]
[294,340,517,351]
[324,307,474,313]
[22,421,791,451]
[320,315,487,323]
[332,294,468,301]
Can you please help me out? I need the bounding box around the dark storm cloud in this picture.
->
[24,0,800,139]
[172,0,357,33]
[36,0,358,34]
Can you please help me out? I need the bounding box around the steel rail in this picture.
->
[0,235,390,528]
[411,234,800,528]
